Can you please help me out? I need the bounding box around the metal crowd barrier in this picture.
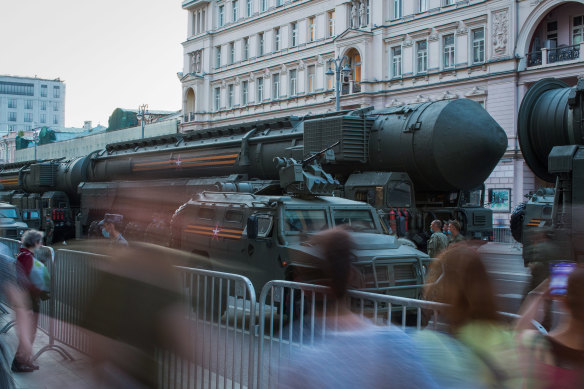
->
[159,267,257,389]
[492,227,514,244]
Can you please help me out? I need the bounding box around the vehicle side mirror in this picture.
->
[247,215,258,239]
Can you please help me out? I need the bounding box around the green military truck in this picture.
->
[0,202,28,240]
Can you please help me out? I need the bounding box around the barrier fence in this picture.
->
[0,245,541,389]
[492,227,514,244]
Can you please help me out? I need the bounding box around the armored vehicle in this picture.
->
[0,100,506,249]
[170,191,430,298]
[0,202,28,239]
[514,78,584,262]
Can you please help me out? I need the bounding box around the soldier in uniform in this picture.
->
[427,220,449,258]
[44,215,54,246]
[448,220,465,246]
[98,213,128,247]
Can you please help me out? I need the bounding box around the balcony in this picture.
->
[527,44,582,67]
[341,81,361,95]
[183,112,196,123]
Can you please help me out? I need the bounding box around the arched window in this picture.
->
[346,48,362,93]
[185,88,196,121]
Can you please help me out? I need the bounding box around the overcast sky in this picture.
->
[0,0,186,128]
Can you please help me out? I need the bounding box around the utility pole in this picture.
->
[325,56,351,112]
[138,104,149,139]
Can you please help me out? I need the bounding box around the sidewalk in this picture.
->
[0,311,93,389]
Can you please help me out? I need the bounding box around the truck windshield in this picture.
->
[284,209,328,233]
[0,209,17,218]
[460,188,483,207]
[387,182,412,207]
[333,209,377,232]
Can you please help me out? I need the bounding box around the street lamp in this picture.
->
[326,56,351,112]
[33,127,40,161]
[138,104,150,139]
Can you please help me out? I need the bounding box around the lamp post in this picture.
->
[325,56,351,112]
[138,104,150,139]
[33,127,40,161]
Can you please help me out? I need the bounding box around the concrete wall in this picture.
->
[14,120,179,162]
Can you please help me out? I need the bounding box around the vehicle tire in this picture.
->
[510,202,526,243]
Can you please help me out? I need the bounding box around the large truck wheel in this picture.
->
[510,202,526,243]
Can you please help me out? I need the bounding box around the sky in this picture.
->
[0,0,186,128]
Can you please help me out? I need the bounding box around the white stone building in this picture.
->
[0,75,66,134]
[180,0,584,226]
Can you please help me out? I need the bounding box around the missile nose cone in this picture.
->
[432,99,508,190]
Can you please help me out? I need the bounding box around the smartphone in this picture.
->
[549,262,577,296]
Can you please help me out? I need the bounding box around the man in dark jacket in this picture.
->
[12,229,44,373]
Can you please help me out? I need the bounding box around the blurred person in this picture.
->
[427,220,448,258]
[0,244,17,387]
[11,229,46,373]
[280,228,440,389]
[516,267,584,388]
[44,214,54,246]
[448,220,465,246]
[81,243,192,388]
[98,213,128,246]
[417,245,523,388]
[443,220,450,235]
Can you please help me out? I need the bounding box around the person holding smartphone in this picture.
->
[516,264,584,388]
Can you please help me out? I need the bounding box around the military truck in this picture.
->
[513,78,584,262]
[0,202,28,239]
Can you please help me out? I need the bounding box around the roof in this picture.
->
[0,202,16,209]
[0,74,64,83]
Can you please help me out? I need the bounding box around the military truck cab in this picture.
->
[0,202,28,239]
[170,192,430,298]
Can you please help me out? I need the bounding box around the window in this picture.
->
[333,209,376,232]
[218,5,225,27]
[246,0,252,17]
[214,87,221,111]
[228,84,234,108]
[289,69,297,96]
[8,112,16,122]
[232,0,238,21]
[307,65,316,93]
[276,0,283,6]
[391,46,402,77]
[393,0,402,19]
[272,73,280,98]
[416,40,428,73]
[23,125,31,131]
[243,37,249,60]
[443,0,455,5]
[443,34,455,69]
[229,42,235,64]
[24,113,32,123]
[291,22,298,47]
[308,16,316,42]
[284,209,328,233]
[274,27,280,51]
[53,85,60,98]
[41,101,46,111]
[242,81,249,105]
[257,77,264,101]
[0,81,33,96]
[53,101,59,111]
[53,116,58,125]
[261,0,267,12]
[546,21,558,47]
[8,125,16,132]
[8,99,16,109]
[40,114,46,124]
[258,33,264,56]
[472,28,485,63]
[215,46,222,68]
[418,0,428,12]
[573,16,584,45]
[41,85,47,97]
[328,10,335,36]
[25,100,32,110]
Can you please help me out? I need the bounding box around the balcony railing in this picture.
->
[527,44,581,67]
[341,81,361,95]
[183,112,196,123]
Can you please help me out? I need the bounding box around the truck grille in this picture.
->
[473,214,487,226]
[360,263,418,289]
[2,228,18,239]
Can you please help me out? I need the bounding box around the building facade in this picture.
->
[180,0,584,226]
[0,75,66,134]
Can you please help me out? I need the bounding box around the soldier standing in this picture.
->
[98,213,128,247]
[44,215,54,246]
[448,220,465,246]
[427,220,449,258]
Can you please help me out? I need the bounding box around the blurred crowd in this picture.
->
[0,227,582,388]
